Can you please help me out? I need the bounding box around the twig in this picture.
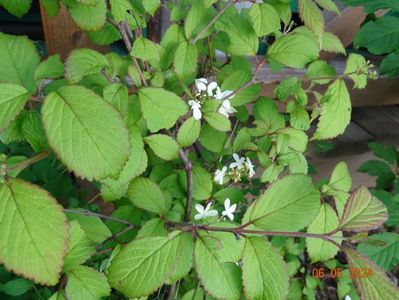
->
[179,149,193,222]
[166,283,177,300]
[117,21,148,87]
[64,209,132,225]
[3,152,49,173]
[192,0,234,44]
[98,224,135,247]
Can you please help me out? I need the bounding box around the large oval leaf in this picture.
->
[42,85,130,181]
[108,231,193,298]
[0,179,68,285]
[244,175,320,231]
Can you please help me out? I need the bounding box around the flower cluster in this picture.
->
[194,198,237,221]
[214,153,255,185]
[188,78,236,120]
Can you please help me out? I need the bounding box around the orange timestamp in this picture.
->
[312,267,373,279]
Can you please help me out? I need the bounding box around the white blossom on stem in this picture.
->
[195,78,208,92]
[218,99,236,117]
[222,198,237,221]
[245,157,255,178]
[194,203,218,220]
[214,166,227,185]
[207,81,218,97]
[215,88,233,100]
[229,153,245,169]
[188,100,202,120]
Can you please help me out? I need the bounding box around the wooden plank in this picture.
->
[352,106,399,137]
[39,2,107,60]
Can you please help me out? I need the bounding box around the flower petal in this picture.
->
[195,204,204,213]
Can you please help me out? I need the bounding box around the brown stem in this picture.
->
[64,209,132,226]
[4,152,49,173]
[166,283,177,300]
[179,149,193,222]
[117,21,148,87]
[98,224,135,247]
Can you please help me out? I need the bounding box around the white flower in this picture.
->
[222,198,237,221]
[194,203,218,220]
[245,157,255,178]
[229,153,245,169]
[188,100,202,120]
[344,296,352,300]
[215,88,233,100]
[207,81,218,97]
[218,99,236,117]
[214,166,227,185]
[195,78,208,92]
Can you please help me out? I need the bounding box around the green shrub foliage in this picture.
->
[0,0,396,299]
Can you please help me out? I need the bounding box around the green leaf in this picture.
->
[380,50,399,77]
[244,175,320,231]
[185,1,216,39]
[345,53,367,89]
[274,77,301,101]
[344,247,399,299]
[322,32,346,54]
[63,221,95,271]
[312,79,351,140]
[144,134,179,161]
[66,211,112,244]
[324,161,352,216]
[358,160,393,177]
[0,179,68,285]
[132,37,160,61]
[1,278,32,296]
[253,97,285,132]
[339,186,388,232]
[40,0,60,17]
[0,110,26,144]
[180,166,212,201]
[340,0,399,13]
[358,232,399,271]
[0,33,40,93]
[34,54,64,82]
[306,204,342,262]
[248,3,281,36]
[298,0,324,36]
[354,16,399,55]
[21,110,49,152]
[143,0,160,15]
[68,0,107,31]
[306,60,337,85]
[65,266,110,300]
[108,231,193,298]
[136,218,168,239]
[42,85,130,180]
[87,22,122,45]
[286,102,310,130]
[314,0,340,14]
[199,124,227,153]
[368,142,398,164]
[204,112,231,132]
[65,49,109,83]
[101,127,147,201]
[128,177,169,214]
[138,88,188,133]
[174,42,198,77]
[103,83,129,117]
[194,236,242,300]
[0,0,32,18]
[177,117,201,147]
[0,83,30,131]
[109,0,132,22]
[216,7,259,56]
[242,237,289,299]
[267,33,319,69]
[182,288,204,300]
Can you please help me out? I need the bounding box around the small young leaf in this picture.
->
[132,37,160,61]
[0,0,32,18]
[40,0,60,17]
[21,110,49,152]
[242,237,289,299]
[180,166,213,201]
[127,177,169,215]
[306,204,342,262]
[144,134,179,161]
[177,117,201,147]
[65,49,109,83]
[248,3,281,36]
[298,0,324,36]
[244,175,320,231]
[0,179,68,285]
[322,32,346,54]
[339,186,388,232]
[204,111,231,132]
[108,232,193,298]
[34,54,64,82]
[344,53,367,89]
[312,79,351,140]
